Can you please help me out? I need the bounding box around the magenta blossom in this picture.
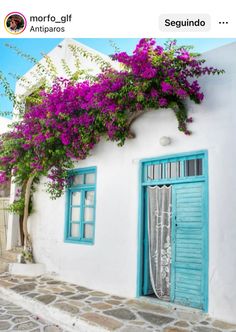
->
[60,133,70,145]
[178,50,190,61]
[161,82,172,93]
[176,88,188,98]
[159,98,168,107]
[0,171,7,184]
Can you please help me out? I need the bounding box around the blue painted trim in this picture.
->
[64,239,94,245]
[68,166,97,175]
[142,188,151,295]
[137,150,208,312]
[64,166,97,245]
[136,160,144,297]
[80,190,85,239]
[170,185,176,303]
[140,150,207,164]
[141,176,205,187]
[203,151,209,312]
[64,184,70,242]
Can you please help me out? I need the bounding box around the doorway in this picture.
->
[138,151,208,311]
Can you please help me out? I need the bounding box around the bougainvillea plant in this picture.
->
[0,38,224,261]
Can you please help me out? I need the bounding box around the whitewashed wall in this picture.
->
[0,117,11,134]
[21,41,236,323]
[15,38,116,98]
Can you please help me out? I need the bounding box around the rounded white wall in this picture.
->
[27,42,236,323]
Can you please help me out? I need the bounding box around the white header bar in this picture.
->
[0,0,235,38]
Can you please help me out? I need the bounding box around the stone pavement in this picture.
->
[0,297,66,331]
[0,273,236,332]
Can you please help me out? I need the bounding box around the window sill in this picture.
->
[64,238,94,245]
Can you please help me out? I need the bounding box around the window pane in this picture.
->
[84,207,93,222]
[71,207,80,221]
[185,159,203,176]
[147,164,163,180]
[165,163,170,178]
[170,161,181,178]
[164,162,181,179]
[147,165,154,180]
[85,191,95,205]
[84,224,93,239]
[73,174,83,185]
[186,159,195,176]
[147,163,164,180]
[70,223,80,237]
[154,164,163,179]
[72,192,81,205]
[85,173,95,184]
[196,159,203,175]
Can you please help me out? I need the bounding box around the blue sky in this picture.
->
[0,38,235,118]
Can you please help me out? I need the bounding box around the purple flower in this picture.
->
[155,46,164,55]
[184,130,191,135]
[196,92,204,102]
[150,89,158,98]
[128,91,135,99]
[22,143,31,150]
[178,50,190,61]
[161,82,172,93]
[159,98,168,107]
[33,133,45,145]
[142,67,157,79]
[0,171,7,184]
[176,88,188,98]
[136,103,143,111]
[60,133,70,145]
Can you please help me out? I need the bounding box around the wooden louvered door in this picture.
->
[171,182,207,310]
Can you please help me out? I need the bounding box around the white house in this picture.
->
[7,39,236,324]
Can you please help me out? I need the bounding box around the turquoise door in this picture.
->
[140,151,208,310]
[171,182,207,310]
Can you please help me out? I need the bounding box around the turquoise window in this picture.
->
[64,167,97,245]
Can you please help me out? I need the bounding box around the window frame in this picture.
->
[143,152,206,186]
[64,167,97,245]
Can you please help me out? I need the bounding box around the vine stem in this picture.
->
[127,109,149,138]
[22,173,36,262]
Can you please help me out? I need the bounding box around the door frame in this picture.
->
[136,150,209,312]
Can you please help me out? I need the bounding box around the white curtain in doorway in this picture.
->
[148,185,172,300]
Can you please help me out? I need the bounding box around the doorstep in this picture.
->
[0,273,236,332]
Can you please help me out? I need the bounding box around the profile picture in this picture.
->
[4,12,27,35]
